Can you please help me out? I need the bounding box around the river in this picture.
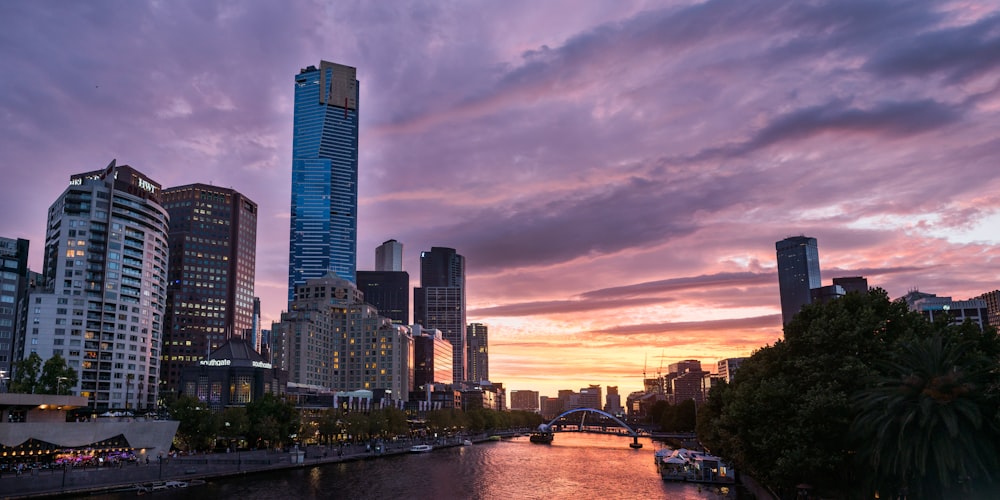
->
[93,433,732,499]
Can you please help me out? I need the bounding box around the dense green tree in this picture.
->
[168,395,220,451]
[38,353,77,394]
[246,393,300,448]
[853,330,1000,498]
[220,407,249,447]
[317,409,345,445]
[9,352,42,393]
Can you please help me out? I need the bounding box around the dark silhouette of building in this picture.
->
[357,270,409,324]
[776,236,821,325]
[0,237,29,380]
[412,325,453,389]
[466,323,488,383]
[414,247,466,384]
[833,276,868,294]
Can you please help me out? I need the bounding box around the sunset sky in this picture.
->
[2,1,999,398]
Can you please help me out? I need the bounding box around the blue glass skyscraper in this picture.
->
[288,61,359,302]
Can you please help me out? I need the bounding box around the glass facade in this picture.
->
[776,236,821,325]
[414,247,466,384]
[288,61,359,302]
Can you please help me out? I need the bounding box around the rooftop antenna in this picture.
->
[643,353,647,379]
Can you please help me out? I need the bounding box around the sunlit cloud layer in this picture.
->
[2,0,999,397]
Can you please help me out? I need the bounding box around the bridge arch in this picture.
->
[544,407,637,437]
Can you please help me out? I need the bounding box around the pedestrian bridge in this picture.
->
[542,408,643,448]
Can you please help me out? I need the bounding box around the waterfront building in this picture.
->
[412,324,453,389]
[28,162,168,411]
[356,270,409,325]
[0,237,29,380]
[160,184,257,396]
[178,338,286,411]
[414,247,466,384]
[375,239,403,272]
[511,390,539,412]
[776,236,821,325]
[716,357,746,383]
[288,61,360,301]
[604,386,623,416]
[466,323,488,383]
[274,273,411,401]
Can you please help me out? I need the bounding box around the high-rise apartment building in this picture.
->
[976,290,1000,331]
[288,61,360,301]
[510,390,539,412]
[375,239,403,272]
[414,247,466,384]
[466,323,488,383]
[717,357,746,383]
[0,237,29,379]
[160,184,257,394]
[776,236,821,325]
[274,272,411,400]
[605,386,623,415]
[30,161,168,411]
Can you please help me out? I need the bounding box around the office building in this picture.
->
[578,385,602,409]
[976,290,1000,331]
[29,161,168,411]
[909,295,990,330]
[466,322,488,383]
[288,61,360,301]
[717,357,746,383]
[414,247,466,384]
[375,239,403,272]
[274,272,411,401]
[776,236,821,325]
[510,390,539,412]
[0,237,29,380]
[666,360,708,405]
[412,324,453,389]
[160,184,257,395]
[357,271,409,325]
[832,276,868,295]
[605,386,623,416]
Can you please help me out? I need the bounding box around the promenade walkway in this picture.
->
[0,436,475,499]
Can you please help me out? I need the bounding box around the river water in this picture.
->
[98,434,729,499]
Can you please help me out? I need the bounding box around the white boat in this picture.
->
[409,444,433,453]
[462,439,473,446]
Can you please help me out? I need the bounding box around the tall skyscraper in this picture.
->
[414,247,466,384]
[357,270,409,324]
[288,61,360,301]
[375,239,403,272]
[160,184,258,394]
[31,161,169,411]
[0,237,29,380]
[776,236,821,325]
[466,322,488,383]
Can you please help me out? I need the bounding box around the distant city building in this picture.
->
[288,61,360,301]
[604,386,623,416]
[976,290,1000,331]
[540,395,564,420]
[412,325,453,389]
[810,284,845,305]
[375,239,403,272]
[178,338,287,411]
[0,237,29,379]
[909,295,989,331]
[666,360,708,405]
[414,247,466,384]
[776,236,822,325]
[466,323,488,383]
[274,273,411,401]
[356,270,409,324]
[161,184,258,396]
[832,276,868,294]
[249,296,262,353]
[717,357,747,383]
[30,161,168,411]
[510,390,539,412]
[578,385,602,409]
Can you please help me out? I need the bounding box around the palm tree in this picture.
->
[853,334,1000,498]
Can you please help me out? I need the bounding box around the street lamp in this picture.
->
[56,376,68,396]
[0,370,7,393]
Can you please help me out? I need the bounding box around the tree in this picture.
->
[700,289,930,496]
[38,353,77,394]
[246,393,300,448]
[9,352,42,393]
[168,395,220,451]
[852,329,1000,498]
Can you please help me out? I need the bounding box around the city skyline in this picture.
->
[2,1,1000,397]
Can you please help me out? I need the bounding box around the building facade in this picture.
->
[30,161,169,411]
[466,322,488,383]
[178,338,286,411]
[160,184,257,395]
[976,290,1000,331]
[510,390,539,412]
[375,239,403,272]
[414,247,466,384]
[288,61,360,301]
[716,357,746,383]
[411,325,453,389]
[776,236,821,325]
[356,270,409,325]
[274,273,411,401]
[0,237,29,380]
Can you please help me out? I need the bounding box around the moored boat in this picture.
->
[529,424,554,444]
[409,444,433,453]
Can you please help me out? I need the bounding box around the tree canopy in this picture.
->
[697,288,1000,498]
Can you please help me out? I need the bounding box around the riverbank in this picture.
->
[0,435,492,499]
